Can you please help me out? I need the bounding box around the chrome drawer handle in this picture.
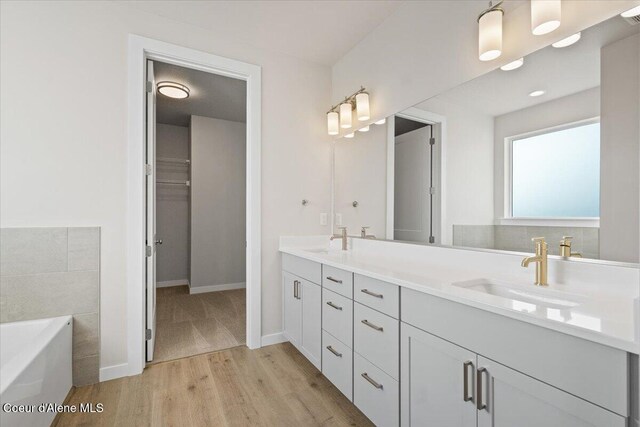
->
[361,289,383,299]
[463,361,473,403]
[326,345,342,357]
[326,276,343,284]
[361,372,383,389]
[361,319,383,331]
[477,367,487,411]
[326,301,343,311]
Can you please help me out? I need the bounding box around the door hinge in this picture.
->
[145,164,152,176]
[429,236,435,244]
[428,187,435,195]
[146,81,153,93]
[429,137,436,146]
[145,328,152,340]
[146,245,153,257]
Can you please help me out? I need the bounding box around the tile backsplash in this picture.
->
[0,227,100,386]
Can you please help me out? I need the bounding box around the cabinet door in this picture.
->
[401,323,477,427]
[283,272,301,347]
[476,356,625,427]
[301,280,322,369]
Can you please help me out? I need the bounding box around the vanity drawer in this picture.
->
[322,288,353,347]
[354,352,399,427]
[322,331,353,401]
[282,253,321,284]
[354,302,399,380]
[354,274,399,318]
[322,265,353,299]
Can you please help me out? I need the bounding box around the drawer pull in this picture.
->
[326,276,343,284]
[326,301,343,311]
[361,319,384,332]
[463,361,474,403]
[361,372,383,389]
[361,288,383,299]
[326,345,342,357]
[477,367,487,411]
[293,280,300,299]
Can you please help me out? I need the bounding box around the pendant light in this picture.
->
[500,58,524,71]
[359,126,370,132]
[327,111,339,135]
[375,118,386,125]
[531,0,561,36]
[355,92,370,121]
[621,6,640,18]
[478,1,504,62]
[552,32,580,48]
[339,102,353,129]
[344,132,355,139]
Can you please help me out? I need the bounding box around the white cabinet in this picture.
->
[400,323,477,427]
[283,271,302,347]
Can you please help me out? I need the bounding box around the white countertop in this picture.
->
[280,240,639,354]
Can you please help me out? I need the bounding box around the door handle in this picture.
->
[326,345,342,357]
[463,361,474,402]
[155,239,163,245]
[326,276,343,284]
[477,367,487,410]
[326,301,343,311]
[293,280,299,299]
[361,372,383,389]
[361,289,383,299]
[361,319,383,331]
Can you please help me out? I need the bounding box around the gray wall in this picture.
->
[0,227,100,386]
[156,123,190,283]
[190,115,246,289]
[600,33,640,263]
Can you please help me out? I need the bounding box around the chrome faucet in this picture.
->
[521,237,548,286]
[331,227,348,251]
[560,236,582,258]
[360,226,376,239]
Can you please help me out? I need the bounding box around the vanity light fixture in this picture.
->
[355,92,370,121]
[157,81,190,99]
[339,102,352,129]
[531,0,561,36]
[529,90,546,97]
[344,132,355,139]
[478,1,504,62]
[375,118,386,125]
[620,6,640,18]
[500,58,524,71]
[552,32,580,48]
[327,86,370,135]
[359,126,370,132]
[327,111,339,135]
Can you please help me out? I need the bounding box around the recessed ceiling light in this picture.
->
[529,90,545,97]
[500,58,524,71]
[621,6,640,18]
[552,32,581,48]
[375,118,386,125]
[157,81,190,99]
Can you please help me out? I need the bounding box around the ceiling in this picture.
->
[430,15,640,117]
[115,1,404,66]
[154,61,247,127]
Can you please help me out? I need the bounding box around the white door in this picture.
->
[300,280,321,369]
[400,323,477,427]
[283,272,302,347]
[145,60,157,362]
[476,356,625,427]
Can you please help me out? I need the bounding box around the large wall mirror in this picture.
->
[333,13,639,264]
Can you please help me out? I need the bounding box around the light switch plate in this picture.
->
[320,213,328,226]
[335,213,343,226]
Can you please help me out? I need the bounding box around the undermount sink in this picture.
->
[303,248,331,254]
[452,279,586,310]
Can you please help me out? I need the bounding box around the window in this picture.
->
[510,121,600,218]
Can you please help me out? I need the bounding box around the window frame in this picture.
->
[501,117,600,227]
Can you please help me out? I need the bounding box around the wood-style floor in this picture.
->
[53,343,374,427]
[153,286,246,363]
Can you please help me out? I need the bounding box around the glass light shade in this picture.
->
[478,9,503,61]
[339,102,352,129]
[355,92,370,121]
[327,111,339,135]
[621,6,640,18]
[552,32,580,48]
[157,81,190,99]
[500,58,524,71]
[344,132,355,139]
[375,118,386,125]
[359,126,370,132]
[531,0,561,36]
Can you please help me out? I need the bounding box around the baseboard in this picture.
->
[261,332,287,347]
[157,279,189,288]
[99,362,130,382]
[189,282,246,294]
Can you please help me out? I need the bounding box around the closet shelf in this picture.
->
[157,157,190,165]
[157,179,190,187]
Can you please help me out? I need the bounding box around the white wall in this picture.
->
[600,33,640,263]
[156,124,190,283]
[190,116,246,289]
[331,1,637,130]
[0,1,332,370]
[493,87,601,220]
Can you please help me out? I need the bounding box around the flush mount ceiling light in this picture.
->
[157,81,190,99]
[478,1,504,62]
[531,0,561,35]
[621,6,640,18]
[500,58,524,71]
[529,90,546,97]
[327,87,371,135]
[552,32,581,48]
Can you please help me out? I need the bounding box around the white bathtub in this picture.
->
[1,316,73,427]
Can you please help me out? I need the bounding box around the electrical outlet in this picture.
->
[320,213,328,226]
[335,213,343,226]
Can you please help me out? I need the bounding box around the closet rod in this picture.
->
[157,157,190,165]
[157,179,190,187]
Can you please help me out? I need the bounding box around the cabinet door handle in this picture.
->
[361,319,384,331]
[361,372,383,390]
[294,280,300,299]
[326,276,343,284]
[326,345,342,357]
[463,361,474,403]
[477,367,487,411]
[361,289,383,299]
[326,301,343,311]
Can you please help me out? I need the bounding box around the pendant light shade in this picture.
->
[355,92,370,121]
[478,4,503,62]
[621,6,640,18]
[375,118,386,125]
[531,0,561,36]
[327,111,339,135]
[339,102,352,129]
[359,126,370,132]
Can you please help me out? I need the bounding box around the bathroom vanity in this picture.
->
[280,237,639,427]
